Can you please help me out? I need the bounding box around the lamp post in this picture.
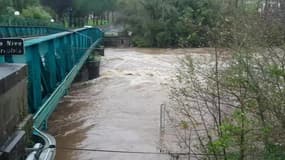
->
[9,11,20,25]
[14,11,20,16]
[68,8,73,28]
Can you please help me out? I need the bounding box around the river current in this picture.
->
[48,48,210,160]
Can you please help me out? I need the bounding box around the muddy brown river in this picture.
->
[48,48,210,160]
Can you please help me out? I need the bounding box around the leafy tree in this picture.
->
[117,0,220,47]
[22,6,52,20]
[13,0,40,11]
[40,0,116,27]
[0,0,13,14]
[40,0,72,18]
[72,0,116,20]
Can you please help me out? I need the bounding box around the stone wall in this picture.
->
[0,63,32,160]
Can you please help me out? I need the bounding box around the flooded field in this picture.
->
[48,48,211,160]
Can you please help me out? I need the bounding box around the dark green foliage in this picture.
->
[265,144,285,160]
[13,0,40,11]
[40,0,72,17]
[0,0,41,13]
[22,6,52,20]
[41,0,116,27]
[0,0,55,25]
[117,0,220,48]
[0,0,13,15]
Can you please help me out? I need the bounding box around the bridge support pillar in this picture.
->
[87,49,102,80]
[0,64,32,160]
[74,50,102,82]
[74,64,90,82]
[87,59,100,80]
[95,45,105,56]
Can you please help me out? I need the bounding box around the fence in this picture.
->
[0,26,66,38]
[0,15,64,28]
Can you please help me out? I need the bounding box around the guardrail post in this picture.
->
[47,40,57,90]
[26,45,42,112]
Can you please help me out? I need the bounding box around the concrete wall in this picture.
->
[104,37,131,48]
[0,79,27,144]
[0,63,32,160]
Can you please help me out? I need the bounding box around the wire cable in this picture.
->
[58,147,168,155]
[57,147,224,157]
[57,147,285,157]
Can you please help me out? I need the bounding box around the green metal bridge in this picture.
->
[0,26,66,38]
[0,26,103,130]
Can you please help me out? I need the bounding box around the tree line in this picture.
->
[116,0,285,48]
[117,0,219,47]
[0,0,117,27]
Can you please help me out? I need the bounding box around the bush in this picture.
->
[168,1,285,159]
[22,6,52,20]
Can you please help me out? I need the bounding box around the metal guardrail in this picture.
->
[25,127,56,160]
[0,26,66,38]
[0,15,65,29]
[0,27,103,129]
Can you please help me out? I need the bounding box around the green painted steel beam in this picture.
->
[0,27,103,129]
[33,39,101,128]
[0,26,65,38]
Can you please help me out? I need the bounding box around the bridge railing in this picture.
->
[0,15,64,28]
[0,27,103,128]
[0,26,66,38]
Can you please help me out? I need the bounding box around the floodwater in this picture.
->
[48,48,210,160]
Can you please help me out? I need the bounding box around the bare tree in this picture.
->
[165,1,285,159]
